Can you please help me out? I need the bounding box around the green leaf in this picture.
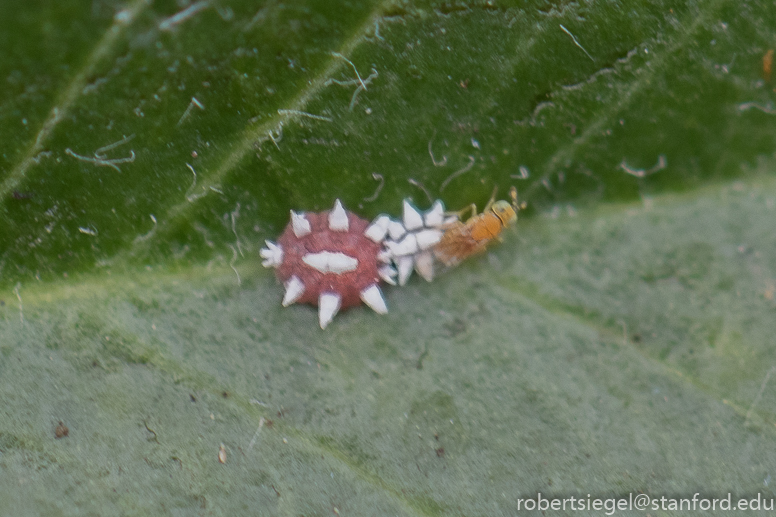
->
[2,0,776,514]
[3,0,774,282]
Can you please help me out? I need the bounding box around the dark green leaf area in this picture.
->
[2,0,776,285]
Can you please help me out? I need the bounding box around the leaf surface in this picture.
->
[1,0,776,514]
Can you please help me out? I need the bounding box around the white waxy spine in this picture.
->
[377,249,393,263]
[327,252,358,273]
[360,284,388,314]
[387,220,407,241]
[302,251,358,274]
[388,234,418,256]
[328,199,349,231]
[414,251,434,282]
[364,215,390,242]
[259,240,283,268]
[318,292,341,329]
[282,276,305,306]
[291,211,311,237]
[384,199,454,285]
[415,229,443,250]
[378,265,398,285]
[402,200,424,231]
[301,252,329,272]
[424,200,446,227]
[396,255,414,286]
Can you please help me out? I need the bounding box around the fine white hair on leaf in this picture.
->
[738,102,776,115]
[231,202,244,257]
[302,251,358,274]
[402,200,424,231]
[259,240,283,268]
[414,252,435,282]
[510,165,531,180]
[440,155,475,192]
[282,276,305,306]
[327,53,379,111]
[277,109,333,122]
[428,132,448,167]
[559,24,595,62]
[328,199,349,231]
[360,284,388,314]
[331,52,366,91]
[159,1,209,31]
[177,97,205,126]
[619,155,667,178]
[94,134,135,158]
[65,147,135,172]
[267,121,283,150]
[408,178,434,205]
[184,163,208,202]
[363,172,384,203]
[290,210,311,237]
[318,292,341,329]
[364,215,390,242]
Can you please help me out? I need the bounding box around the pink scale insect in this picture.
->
[260,200,398,329]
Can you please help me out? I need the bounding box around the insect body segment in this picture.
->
[433,189,519,267]
[260,188,522,329]
[382,200,455,285]
[260,199,396,329]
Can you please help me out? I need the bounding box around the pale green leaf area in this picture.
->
[1,0,776,515]
[2,176,776,515]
